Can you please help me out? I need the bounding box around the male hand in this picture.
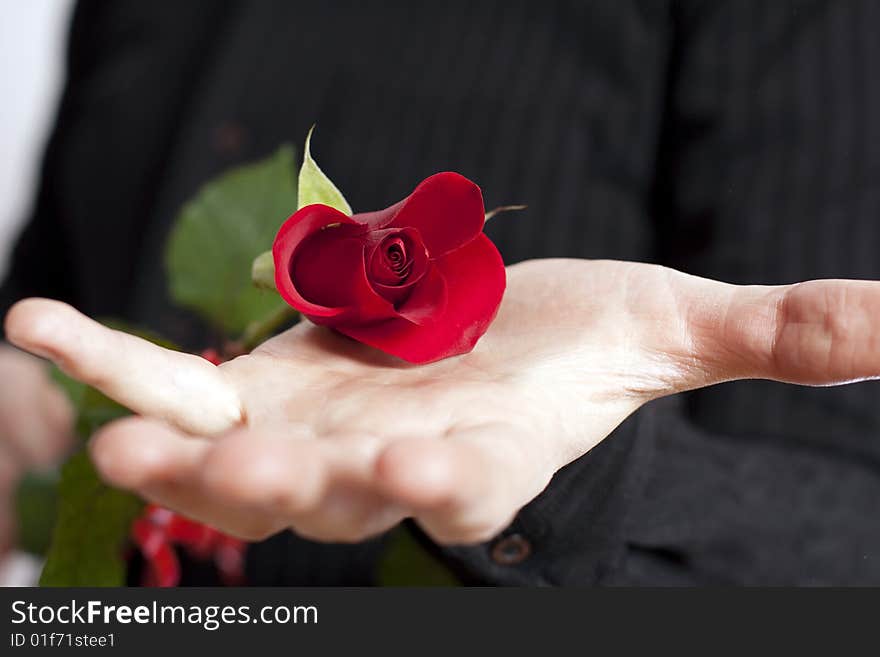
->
[5,259,880,544]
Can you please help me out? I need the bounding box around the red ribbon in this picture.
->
[130,504,246,587]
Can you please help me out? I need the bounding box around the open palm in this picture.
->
[6,258,880,544]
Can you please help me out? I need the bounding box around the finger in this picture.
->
[5,299,243,435]
[289,485,405,543]
[94,417,401,542]
[375,424,554,544]
[289,433,407,542]
[199,425,327,519]
[764,280,880,385]
[90,417,211,490]
[90,417,281,539]
[201,429,404,542]
[668,274,880,388]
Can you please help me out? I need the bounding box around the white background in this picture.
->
[0,0,73,277]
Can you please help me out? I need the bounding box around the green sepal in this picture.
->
[297,125,353,214]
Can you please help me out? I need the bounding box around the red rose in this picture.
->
[272,172,505,363]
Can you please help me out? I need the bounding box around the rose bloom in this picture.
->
[272,172,505,363]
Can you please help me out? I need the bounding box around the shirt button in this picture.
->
[490,533,532,565]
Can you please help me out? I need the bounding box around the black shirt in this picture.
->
[3,0,880,585]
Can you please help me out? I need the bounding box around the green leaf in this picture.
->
[75,387,130,439]
[377,525,460,586]
[101,320,180,350]
[50,367,87,413]
[15,471,58,556]
[43,366,134,585]
[51,369,128,440]
[297,126,353,214]
[166,146,298,335]
[39,450,143,586]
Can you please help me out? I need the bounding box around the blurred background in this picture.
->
[0,0,71,585]
[0,0,71,277]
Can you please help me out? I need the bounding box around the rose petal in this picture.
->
[273,204,360,317]
[388,172,485,257]
[274,204,394,322]
[336,234,505,363]
[393,265,447,326]
[352,199,406,229]
[365,227,430,303]
[292,228,394,321]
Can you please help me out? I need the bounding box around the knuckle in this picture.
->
[771,282,858,381]
[204,446,310,515]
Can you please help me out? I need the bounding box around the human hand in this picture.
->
[0,345,74,554]
[5,259,880,544]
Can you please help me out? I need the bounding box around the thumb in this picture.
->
[674,275,880,389]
